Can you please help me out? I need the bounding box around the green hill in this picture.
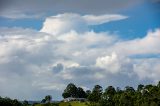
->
[59,101,88,106]
[35,101,88,106]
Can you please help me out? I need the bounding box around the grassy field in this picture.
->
[35,101,89,106]
[59,101,88,106]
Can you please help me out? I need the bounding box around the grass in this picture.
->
[59,101,88,106]
[35,101,89,106]
[35,103,59,106]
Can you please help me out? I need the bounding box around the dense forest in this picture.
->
[62,82,160,106]
[0,97,28,106]
[1,81,160,106]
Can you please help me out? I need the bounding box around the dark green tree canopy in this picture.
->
[62,83,87,98]
[105,86,116,96]
[45,95,52,103]
[88,85,103,102]
[62,83,78,98]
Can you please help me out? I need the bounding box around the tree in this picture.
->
[93,85,103,94]
[62,83,78,98]
[45,95,52,103]
[23,100,29,106]
[0,97,22,106]
[88,85,103,102]
[105,86,116,96]
[62,92,71,98]
[116,87,122,93]
[61,81,160,105]
[125,86,135,93]
[41,98,46,103]
[145,84,154,92]
[157,81,160,88]
[77,87,86,98]
[86,90,91,98]
[12,99,22,106]
[119,93,134,106]
[100,86,116,106]
[137,84,144,92]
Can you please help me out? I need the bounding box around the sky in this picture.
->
[0,0,160,101]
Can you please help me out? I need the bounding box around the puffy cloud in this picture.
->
[109,29,160,56]
[95,52,135,77]
[96,53,121,74]
[40,13,127,35]
[133,58,160,82]
[0,13,160,100]
[40,13,87,35]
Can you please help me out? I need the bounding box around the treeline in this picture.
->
[62,81,160,106]
[1,81,160,106]
[0,96,30,106]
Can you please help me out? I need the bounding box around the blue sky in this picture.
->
[0,0,160,101]
[0,1,160,40]
[92,2,160,39]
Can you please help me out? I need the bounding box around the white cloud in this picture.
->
[96,53,121,74]
[133,58,160,82]
[83,14,128,25]
[40,13,87,35]
[110,29,160,56]
[40,13,127,35]
[0,13,160,100]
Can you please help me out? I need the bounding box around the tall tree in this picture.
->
[137,84,144,92]
[100,86,116,106]
[86,90,91,98]
[77,87,86,98]
[88,85,103,102]
[157,81,160,88]
[62,83,78,98]
[105,86,116,96]
[125,86,135,93]
[41,98,46,103]
[45,95,52,103]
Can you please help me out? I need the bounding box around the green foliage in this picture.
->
[85,90,91,98]
[1,81,160,106]
[99,86,116,106]
[41,99,46,103]
[77,87,87,98]
[137,84,144,92]
[0,97,23,106]
[98,82,160,106]
[87,85,103,103]
[40,95,52,104]
[62,83,87,98]
[60,82,160,106]
[59,101,88,106]
[35,103,58,106]
[45,95,52,103]
[23,100,29,106]
[62,83,78,98]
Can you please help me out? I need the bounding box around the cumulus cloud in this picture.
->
[40,13,87,35]
[0,13,160,100]
[96,53,122,74]
[40,13,127,35]
[133,58,160,82]
[109,29,160,56]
